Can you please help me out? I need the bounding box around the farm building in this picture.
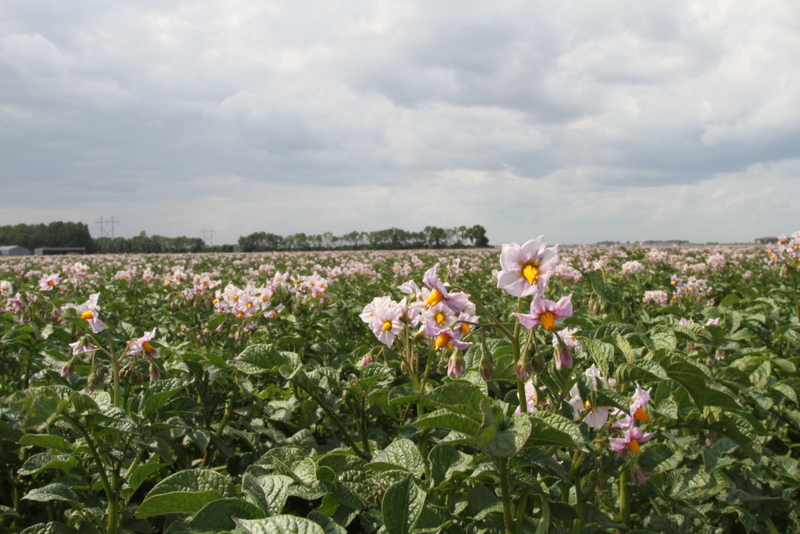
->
[33,247,86,255]
[0,245,30,256]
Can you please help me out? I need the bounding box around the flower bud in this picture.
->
[630,464,646,485]
[447,352,465,378]
[553,342,573,370]
[516,355,532,382]
[60,360,74,378]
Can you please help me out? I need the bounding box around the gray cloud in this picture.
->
[1,0,799,245]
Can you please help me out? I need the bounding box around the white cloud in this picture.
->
[1,0,799,245]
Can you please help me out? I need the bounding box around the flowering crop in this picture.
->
[0,238,799,533]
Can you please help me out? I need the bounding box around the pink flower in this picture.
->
[496,236,559,297]
[422,265,470,313]
[69,339,97,356]
[369,305,404,348]
[39,274,61,291]
[630,385,651,423]
[610,425,655,454]
[424,322,471,351]
[76,294,107,333]
[513,295,573,331]
[130,328,159,359]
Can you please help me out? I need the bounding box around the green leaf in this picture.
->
[18,452,78,476]
[18,433,73,452]
[367,439,424,478]
[587,389,630,414]
[412,409,481,436]
[615,360,669,383]
[233,344,300,375]
[388,381,484,420]
[475,400,532,458]
[464,484,502,520]
[242,474,293,516]
[612,332,636,363]
[579,338,612,379]
[142,378,188,417]
[137,469,236,518]
[666,360,740,410]
[534,497,550,534]
[235,515,325,534]
[179,499,265,534]
[518,449,570,482]
[526,412,585,450]
[20,522,75,534]
[670,466,719,501]
[429,444,472,487]
[586,271,621,303]
[23,483,83,509]
[639,444,683,474]
[23,396,68,431]
[128,463,166,494]
[382,475,426,534]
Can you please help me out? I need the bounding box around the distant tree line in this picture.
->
[238,225,490,252]
[93,232,208,254]
[1,222,489,254]
[0,222,95,252]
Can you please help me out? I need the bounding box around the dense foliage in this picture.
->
[238,225,490,252]
[1,237,799,534]
[0,223,95,253]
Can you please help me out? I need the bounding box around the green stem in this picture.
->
[63,416,117,534]
[498,457,515,534]
[618,469,630,527]
[293,378,369,460]
[106,330,121,408]
[766,518,780,534]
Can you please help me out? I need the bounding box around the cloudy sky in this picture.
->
[1,1,798,246]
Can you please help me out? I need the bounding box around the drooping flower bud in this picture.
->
[630,464,646,485]
[447,352,466,378]
[553,341,573,370]
[516,352,532,382]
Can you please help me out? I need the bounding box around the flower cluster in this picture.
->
[361,264,476,376]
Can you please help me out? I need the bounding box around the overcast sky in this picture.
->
[1,1,798,246]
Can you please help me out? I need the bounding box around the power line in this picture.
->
[202,227,215,246]
[96,216,120,238]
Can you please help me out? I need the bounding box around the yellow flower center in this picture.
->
[523,264,539,285]
[142,341,153,353]
[232,295,239,301]
[165,280,171,286]
[246,302,253,308]
[634,407,649,423]
[435,312,446,325]
[627,438,640,454]
[426,289,444,307]
[47,279,56,287]
[540,311,556,331]
[381,320,393,332]
[81,311,94,321]
[460,322,471,334]
[435,332,451,349]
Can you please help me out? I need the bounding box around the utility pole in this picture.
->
[96,216,120,238]
[202,227,215,247]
